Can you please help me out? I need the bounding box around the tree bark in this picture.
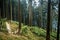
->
[10,0,12,21]
[38,0,43,28]
[5,0,10,20]
[5,1,8,18]
[12,0,14,20]
[0,8,1,18]
[56,0,60,40]
[28,0,33,26]
[38,6,42,28]
[17,0,21,34]
[0,8,2,30]
[50,4,53,32]
[3,0,5,18]
[8,0,11,20]
[46,0,51,40]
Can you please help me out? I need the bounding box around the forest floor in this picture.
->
[0,21,57,40]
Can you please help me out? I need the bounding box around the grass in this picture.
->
[0,20,57,40]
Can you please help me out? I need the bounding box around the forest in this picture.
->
[0,0,60,40]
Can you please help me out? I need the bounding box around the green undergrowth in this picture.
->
[0,20,57,40]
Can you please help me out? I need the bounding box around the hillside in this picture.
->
[0,21,57,40]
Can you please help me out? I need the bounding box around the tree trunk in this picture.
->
[5,0,10,20]
[12,0,14,20]
[3,0,5,18]
[38,0,43,28]
[10,0,12,21]
[56,0,60,40]
[6,0,8,19]
[28,0,33,26]
[38,6,42,28]
[17,0,21,34]
[8,0,11,20]
[50,4,53,32]
[0,8,2,30]
[0,8,1,18]
[46,0,51,40]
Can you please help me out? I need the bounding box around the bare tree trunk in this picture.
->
[8,0,11,20]
[38,6,42,28]
[46,0,51,40]
[10,0,12,22]
[6,0,8,19]
[12,0,14,20]
[17,0,21,34]
[6,3,7,18]
[56,0,60,40]
[3,0,5,18]
[0,8,1,18]
[50,4,53,32]
[0,8,2,30]
[28,0,33,27]
[38,0,43,28]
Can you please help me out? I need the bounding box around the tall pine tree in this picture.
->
[46,0,51,40]
[56,0,60,40]
[17,0,21,34]
[28,0,33,26]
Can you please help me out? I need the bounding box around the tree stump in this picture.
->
[5,22,11,34]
